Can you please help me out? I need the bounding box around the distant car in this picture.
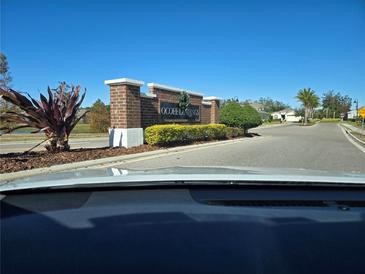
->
[1,167,365,274]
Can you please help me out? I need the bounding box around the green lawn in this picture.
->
[344,120,363,129]
[319,118,341,123]
[72,123,93,133]
[7,123,94,134]
[0,123,107,142]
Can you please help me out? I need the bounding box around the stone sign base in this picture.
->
[109,128,144,148]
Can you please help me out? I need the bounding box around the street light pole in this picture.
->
[354,99,359,121]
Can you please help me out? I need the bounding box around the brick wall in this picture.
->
[107,79,220,129]
[141,96,159,128]
[149,87,202,105]
[148,86,204,125]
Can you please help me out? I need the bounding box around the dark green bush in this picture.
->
[220,101,262,133]
[220,101,245,128]
[241,104,262,132]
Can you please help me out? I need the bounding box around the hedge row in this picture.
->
[145,124,243,146]
[225,127,244,138]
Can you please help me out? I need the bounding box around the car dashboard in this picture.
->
[1,185,365,274]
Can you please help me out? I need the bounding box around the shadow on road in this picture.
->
[245,133,261,138]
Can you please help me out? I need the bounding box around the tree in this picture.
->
[322,90,351,118]
[0,53,12,88]
[178,91,190,111]
[0,53,17,125]
[296,88,319,125]
[89,99,110,133]
[308,92,320,118]
[220,101,262,134]
[257,97,290,113]
[294,107,305,118]
[0,83,87,152]
[221,97,239,107]
[322,90,340,118]
[338,95,352,119]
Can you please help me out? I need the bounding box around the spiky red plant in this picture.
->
[0,83,87,152]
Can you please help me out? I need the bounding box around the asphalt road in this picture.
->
[114,123,365,172]
[0,137,109,154]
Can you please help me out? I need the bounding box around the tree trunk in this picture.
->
[244,128,248,136]
[59,137,70,151]
[44,134,70,152]
[304,108,308,125]
[45,137,58,152]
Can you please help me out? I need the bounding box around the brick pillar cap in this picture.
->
[104,78,144,87]
[148,83,204,97]
[203,96,221,100]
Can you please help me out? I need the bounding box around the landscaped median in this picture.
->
[0,124,248,174]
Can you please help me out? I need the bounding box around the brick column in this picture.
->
[105,78,144,148]
[203,97,220,124]
[210,99,220,123]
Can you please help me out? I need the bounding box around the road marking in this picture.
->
[338,125,365,154]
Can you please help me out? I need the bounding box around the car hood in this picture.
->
[1,166,365,192]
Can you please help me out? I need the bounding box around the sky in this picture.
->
[1,0,364,108]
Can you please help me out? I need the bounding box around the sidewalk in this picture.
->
[341,123,365,135]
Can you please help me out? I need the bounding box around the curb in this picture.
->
[343,128,365,146]
[341,123,365,136]
[0,137,253,183]
[339,124,365,146]
[338,124,365,153]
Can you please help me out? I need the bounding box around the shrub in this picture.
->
[241,104,262,132]
[220,101,245,128]
[145,124,227,146]
[220,101,262,133]
[0,83,86,152]
[225,127,244,138]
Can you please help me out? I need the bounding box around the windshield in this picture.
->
[0,0,364,184]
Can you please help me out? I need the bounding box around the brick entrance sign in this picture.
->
[105,78,220,148]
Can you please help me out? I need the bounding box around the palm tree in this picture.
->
[296,88,319,125]
[309,93,320,119]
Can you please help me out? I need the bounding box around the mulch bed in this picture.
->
[0,145,158,174]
